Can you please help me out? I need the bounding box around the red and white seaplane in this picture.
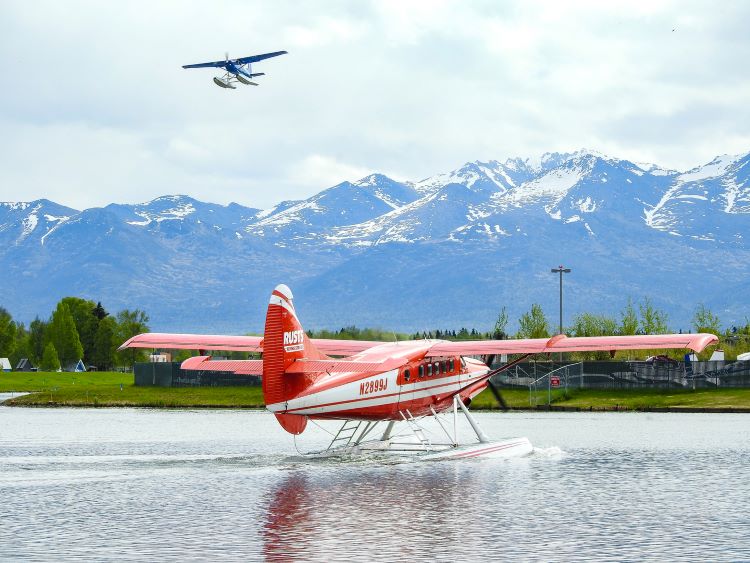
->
[120,284,718,460]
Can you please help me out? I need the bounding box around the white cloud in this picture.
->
[0,0,748,210]
[288,155,371,190]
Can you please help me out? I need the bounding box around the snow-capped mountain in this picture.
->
[0,199,79,246]
[246,174,419,242]
[2,150,749,333]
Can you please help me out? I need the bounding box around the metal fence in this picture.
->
[134,362,260,387]
[491,360,750,390]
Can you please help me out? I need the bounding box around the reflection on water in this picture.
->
[1,404,749,561]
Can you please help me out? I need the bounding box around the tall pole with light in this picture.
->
[550,265,571,335]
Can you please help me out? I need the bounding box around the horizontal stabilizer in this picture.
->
[180,356,263,375]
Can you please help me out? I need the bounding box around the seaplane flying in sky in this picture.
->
[182,50,287,89]
[120,285,718,460]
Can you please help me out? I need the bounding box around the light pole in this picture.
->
[550,265,571,335]
[551,265,571,365]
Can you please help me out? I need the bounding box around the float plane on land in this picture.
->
[182,50,287,89]
[120,285,718,460]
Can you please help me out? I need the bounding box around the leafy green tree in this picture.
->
[61,297,99,363]
[570,313,618,359]
[115,309,150,367]
[48,302,84,367]
[692,304,721,335]
[11,323,31,366]
[92,316,117,370]
[619,298,639,335]
[639,297,669,334]
[0,307,17,360]
[517,304,550,339]
[40,342,61,371]
[570,313,617,337]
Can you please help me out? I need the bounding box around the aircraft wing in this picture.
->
[182,60,228,69]
[118,333,263,352]
[118,332,384,355]
[426,333,719,356]
[234,50,288,64]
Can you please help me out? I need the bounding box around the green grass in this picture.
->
[472,387,750,411]
[1,371,265,408]
[3,371,750,410]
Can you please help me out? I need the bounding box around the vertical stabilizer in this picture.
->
[263,284,326,434]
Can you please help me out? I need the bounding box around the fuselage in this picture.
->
[265,340,491,421]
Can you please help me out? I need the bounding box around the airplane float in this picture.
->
[182,50,287,89]
[120,284,718,460]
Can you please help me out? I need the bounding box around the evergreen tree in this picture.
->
[29,317,47,364]
[48,302,84,367]
[493,306,509,339]
[692,304,721,335]
[92,301,108,321]
[517,304,550,339]
[40,342,60,371]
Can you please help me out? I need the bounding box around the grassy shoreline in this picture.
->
[2,371,750,411]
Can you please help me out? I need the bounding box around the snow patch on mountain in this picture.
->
[679,154,740,183]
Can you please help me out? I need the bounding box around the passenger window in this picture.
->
[418,365,424,378]
[427,363,433,376]
[404,369,410,382]
[449,359,454,372]
[435,362,440,375]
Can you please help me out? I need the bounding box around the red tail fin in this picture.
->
[262,284,326,434]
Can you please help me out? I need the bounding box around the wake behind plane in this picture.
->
[182,50,287,89]
[120,285,718,461]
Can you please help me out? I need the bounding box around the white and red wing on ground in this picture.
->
[118,333,381,355]
[121,332,718,376]
[425,333,718,356]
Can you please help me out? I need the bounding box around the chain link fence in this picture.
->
[491,360,750,392]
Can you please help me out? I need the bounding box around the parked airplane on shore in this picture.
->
[120,285,718,460]
[182,50,287,89]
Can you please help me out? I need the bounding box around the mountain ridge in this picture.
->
[2,149,749,333]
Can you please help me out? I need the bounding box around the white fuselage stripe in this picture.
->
[266,368,489,415]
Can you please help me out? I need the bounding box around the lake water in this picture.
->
[1,394,749,561]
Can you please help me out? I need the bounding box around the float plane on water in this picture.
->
[182,50,287,89]
[120,285,718,460]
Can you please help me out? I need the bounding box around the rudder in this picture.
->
[262,284,326,434]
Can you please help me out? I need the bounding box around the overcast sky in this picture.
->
[1,0,749,210]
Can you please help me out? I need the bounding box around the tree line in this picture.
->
[312,299,747,360]
[0,298,150,371]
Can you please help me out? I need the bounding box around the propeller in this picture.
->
[483,354,509,411]
[486,378,509,411]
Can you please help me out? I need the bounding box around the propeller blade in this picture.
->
[486,378,509,411]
